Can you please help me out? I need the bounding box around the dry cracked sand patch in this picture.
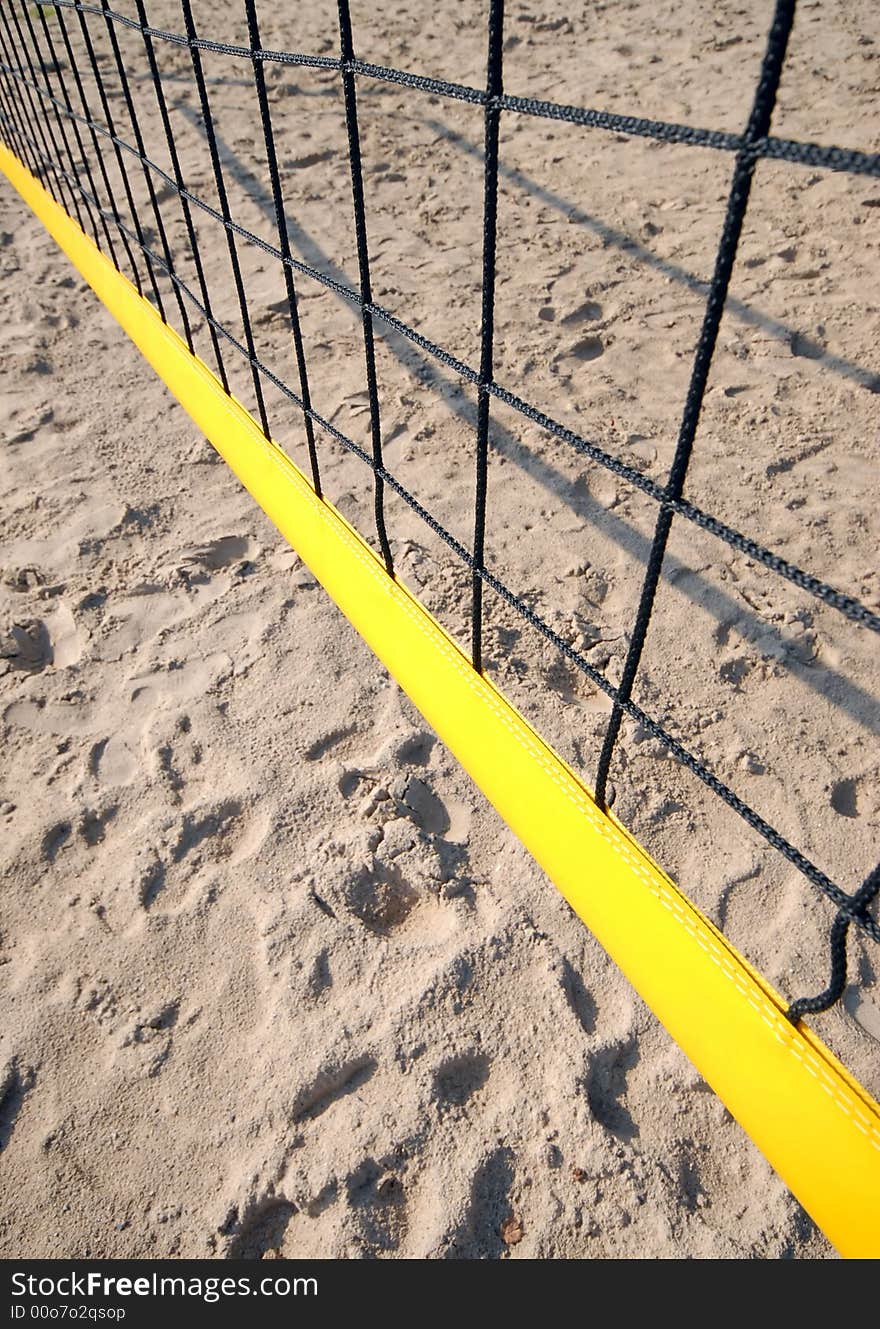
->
[1,0,878,1259]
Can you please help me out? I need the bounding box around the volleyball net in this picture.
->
[0,0,878,1255]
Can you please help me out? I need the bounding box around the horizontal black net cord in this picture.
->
[39,0,880,180]
[1,50,878,640]
[1,101,877,955]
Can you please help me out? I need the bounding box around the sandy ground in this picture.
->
[0,0,878,1258]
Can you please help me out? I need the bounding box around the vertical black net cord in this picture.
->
[471,0,505,673]
[0,22,41,178]
[0,67,52,205]
[0,0,874,1020]
[0,80,37,187]
[593,0,798,809]
[4,3,75,221]
[787,862,880,1022]
[180,0,271,438]
[337,0,393,575]
[134,0,228,387]
[245,0,322,497]
[0,12,79,237]
[0,99,21,167]
[0,7,75,221]
[28,3,103,249]
[53,3,143,289]
[72,3,166,317]
[17,3,89,238]
[32,1,118,264]
[99,0,191,347]
[0,76,20,156]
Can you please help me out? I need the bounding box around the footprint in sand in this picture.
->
[0,1059,36,1152]
[0,620,52,673]
[292,1055,378,1125]
[134,799,272,915]
[112,999,182,1079]
[182,534,260,575]
[561,299,603,325]
[92,585,227,662]
[342,863,420,935]
[433,1051,491,1111]
[585,1035,641,1142]
[7,655,225,728]
[0,602,79,673]
[343,1158,409,1254]
[555,334,606,371]
[40,820,72,864]
[844,986,880,1044]
[323,819,467,945]
[78,805,118,848]
[443,1146,516,1259]
[224,1196,297,1259]
[89,735,139,789]
[829,776,858,819]
[304,725,361,763]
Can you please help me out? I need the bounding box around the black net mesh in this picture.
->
[1,0,877,1022]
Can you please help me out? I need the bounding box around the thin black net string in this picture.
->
[1,0,876,1018]
[10,89,878,983]
[54,1,143,286]
[244,0,321,497]
[0,24,40,175]
[99,0,191,343]
[788,863,880,1022]
[17,2,88,236]
[179,0,271,438]
[34,0,122,269]
[470,0,504,674]
[7,2,80,222]
[34,2,880,181]
[5,23,874,643]
[72,0,166,315]
[594,0,797,808]
[0,78,34,178]
[29,2,102,246]
[337,0,393,575]
[0,6,73,217]
[5,94,879,960]
[1,22,877,641]
[134,0,227,383]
